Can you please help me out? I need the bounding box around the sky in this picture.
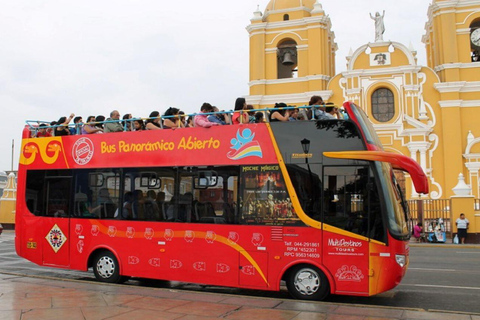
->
[0,0,431,171]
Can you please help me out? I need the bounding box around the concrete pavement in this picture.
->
[0,271,479,320]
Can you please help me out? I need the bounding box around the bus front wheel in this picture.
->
[92,251,126,284]
[286,265,330,301]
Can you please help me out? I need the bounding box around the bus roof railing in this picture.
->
[25,104,344,134]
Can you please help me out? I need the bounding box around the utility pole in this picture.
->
[11,139,14,172]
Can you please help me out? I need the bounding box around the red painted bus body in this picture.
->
[15,103,428,300]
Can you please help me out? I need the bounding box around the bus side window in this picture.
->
[323,166,369,237]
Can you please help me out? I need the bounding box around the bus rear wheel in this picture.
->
[93,251,126,284]
[286,265,330,301]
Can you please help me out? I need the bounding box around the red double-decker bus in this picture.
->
[15,102,428,300]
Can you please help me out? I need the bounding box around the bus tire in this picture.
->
[92,251,124,284]
[286,265,330,301]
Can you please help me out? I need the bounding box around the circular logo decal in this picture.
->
[72,137,94,165]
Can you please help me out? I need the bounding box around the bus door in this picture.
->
[322,166,370,295]
[42,176,71,267]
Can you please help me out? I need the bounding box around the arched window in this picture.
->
[277,39,297,79]
[283,14,289,21]
[371,88,394,122]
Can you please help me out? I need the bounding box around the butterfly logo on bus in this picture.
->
[149,258,161,268]
[128,256,140,265]
[227,129,263,160]
[184,230,195,243]
[251,233,264,247]
[144,228,154,240]
[91,225,100,237]
[228,232,240,245]
[216,263,230,273]
[241,265,256,276]
[193,262,206,272]
[164,229,174,241]
[126,227,135,239]
[107,226,117,238]
[170,260,183,269]
[205,231,216,244]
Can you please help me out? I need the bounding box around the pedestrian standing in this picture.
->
[456,213,469,244]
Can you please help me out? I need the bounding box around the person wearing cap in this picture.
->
[35,123,52,138]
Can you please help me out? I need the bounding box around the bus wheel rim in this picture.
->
[97,256,116,279]
[294,268,321,296]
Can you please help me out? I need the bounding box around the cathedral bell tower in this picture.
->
[246,0,337,107]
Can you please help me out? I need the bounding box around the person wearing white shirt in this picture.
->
[456,213,469,244]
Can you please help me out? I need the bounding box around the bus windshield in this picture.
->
[348,103,384,150]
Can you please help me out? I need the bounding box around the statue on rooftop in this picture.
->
[370,10,385,42]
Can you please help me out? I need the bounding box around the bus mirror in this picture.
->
[195,171,218,189]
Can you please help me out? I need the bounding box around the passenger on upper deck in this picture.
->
[95,115,106,131]
[54,114,74,136]
[82,116,103,134]
[123,113,133,131]
[145,111,162,130]
[324,102,342,119]
[194,103,221,128]
[133,119,145,131]
[35,123,52,138]
[255,112,264,123]
[289,107,299,121]
[70,116,83,135]
[186,116,195,128]
[246,104,256,123]
[207,106,227,125]
[232,98,248,124]
[269,103,290,122]
[104,110,123,133]
[163,107,185,129]
[309,95,328,120]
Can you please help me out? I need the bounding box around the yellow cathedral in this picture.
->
[246,0,480,204]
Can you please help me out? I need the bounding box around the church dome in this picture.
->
[265,0,317,11]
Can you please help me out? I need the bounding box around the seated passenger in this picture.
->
[269,103,290,122]
[145,111,162,130]
[207,106,226,125]
[289,107,299,121]
[194,103,221,128]
[133,118,145,131]
[104,110,123,133]
[308,95,328,120]
[324,103,341,119]
[145,190,160,220]
[95,115,106,131]
[254,112,264,123]
[122,113,133,131]
[70,116,83,135]
[232,97,248,124]
[54,114,75,136]
[36,123,52,138]
[82,116,103,134]
[186,116,195,127]
[115,191,133,219]
[246,104,256,123]
[163,107,185,129]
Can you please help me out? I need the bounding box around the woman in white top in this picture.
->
[456,213,469,244]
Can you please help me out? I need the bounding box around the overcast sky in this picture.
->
[0,0,431,171]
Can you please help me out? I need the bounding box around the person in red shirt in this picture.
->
[35,123,52,138]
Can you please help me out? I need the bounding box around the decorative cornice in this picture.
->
[246,16,329,33]
[434,62,480,73]
[434,81,480,93]
[249,74,331,87]
[438,100,480,108]
[246,90,334,106]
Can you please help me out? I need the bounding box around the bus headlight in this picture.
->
[395,254,406,268]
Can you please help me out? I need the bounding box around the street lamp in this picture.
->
[301,138,310,154]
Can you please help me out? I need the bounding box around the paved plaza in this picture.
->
[0,271,478,320]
